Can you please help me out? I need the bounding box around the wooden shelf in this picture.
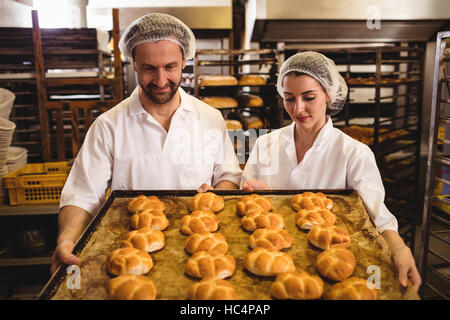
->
[0,204,59,217]
[0,255,52,267]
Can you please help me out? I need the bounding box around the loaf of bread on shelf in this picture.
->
[199,75,238,86]
[238,75,266,86]
[244,247,295,277]
[128,195,165,214]
[291,192,333,211]
[185,232,228,255]
[188,192,224,213]
[241,211,285,232]
[201,96,238,109]
[120,227,165,253]
[107,274,157,300]
[225,119,243,130]
[236,194,272,216]
[307,225,351,250]
[270,270,324,300]
[187,278,238,300]
[245,116,264,129]
[316,247,356,282]
[185,251,236,279]
[327,277,379,300]
[106,247,153,276]
[248,227,293,250]
[130,210,169,231]
[236,93,264,107]
[295,207,336,230]
[180,210,220,235]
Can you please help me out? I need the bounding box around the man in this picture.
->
[51,13,241,274]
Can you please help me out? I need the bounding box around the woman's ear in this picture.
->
[133,61,137,73]
[326,94,331,104]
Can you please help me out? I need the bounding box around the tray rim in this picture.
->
[37,188,356,300]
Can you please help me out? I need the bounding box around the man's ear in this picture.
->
[133,60,137,73]
[182,59,186,70]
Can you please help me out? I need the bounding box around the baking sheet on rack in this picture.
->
[50,191,419,300]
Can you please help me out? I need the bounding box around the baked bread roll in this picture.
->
[199,75,238,86]
[292,192,333,211]
[107,274,157,300]
[201,96,238,109]
[249,227,293,250]
[237,93,264,107]
[295,207,336,230]
[238,75,266,86]
[327,277,379,300]
[185,251,236,279]
[180,210,220,235]
[307,225,351,250]
[244,247,295,277]
[130,210,169,231]
[225,119,243,130]
[316,247,356,281]
[241,211,285,232]
[187,278,238,300]
[236,194,272,216]
[128,195,165,214]
[120,227,165,253]
[185,232,228,255]
[246,117,264,129]
[188,192,224,213]
[106,247,153,276]
[270,270,324,300]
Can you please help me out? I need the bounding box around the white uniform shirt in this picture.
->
[60,87,242,216]
[242,117,398,233]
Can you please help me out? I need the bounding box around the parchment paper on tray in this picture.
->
[47,190,419,300]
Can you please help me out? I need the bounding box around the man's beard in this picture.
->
[139,77,181,104]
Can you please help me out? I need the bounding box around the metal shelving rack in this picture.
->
[194,49,282,130]
[418,31,450,300]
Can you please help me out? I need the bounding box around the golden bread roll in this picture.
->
[316,247,356,281]
[307,225,351,250]
[185,251,236,279]
[236,194,272,216]
[120,227,165,253]
[238,75,266,86]
[130,210,169,231]
[246,117,264,129]
[225,119,243,130]
[270,270,324,300]
[237,93,264,107]
[188,192,224,213]
[295,207,336,230]
[128,195,165,214]
[107,274,157,300]
[291,192,333,211]
[241,211,285,232]
[187,278,238,300]
[180,210,220,235]
[199,75,238,86]
[106,247,153,276]
[327,277,379,300]
[249,227,293,250]
[185,232,228,255]
[244,247,295,277]
[201,96,238,109]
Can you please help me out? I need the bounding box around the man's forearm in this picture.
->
[382,230,407,253]
[57,205,92,245]
[214,180,239,190]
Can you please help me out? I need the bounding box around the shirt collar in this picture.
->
[128,86,193,116]
[281,116,334,148]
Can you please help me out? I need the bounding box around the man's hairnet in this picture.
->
[276,51,348,116]
[118,13,196,60]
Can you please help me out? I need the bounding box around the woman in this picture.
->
[241,51,421,291]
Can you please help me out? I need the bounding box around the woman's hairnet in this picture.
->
[118,13,196,60]
[276,51,348,116]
